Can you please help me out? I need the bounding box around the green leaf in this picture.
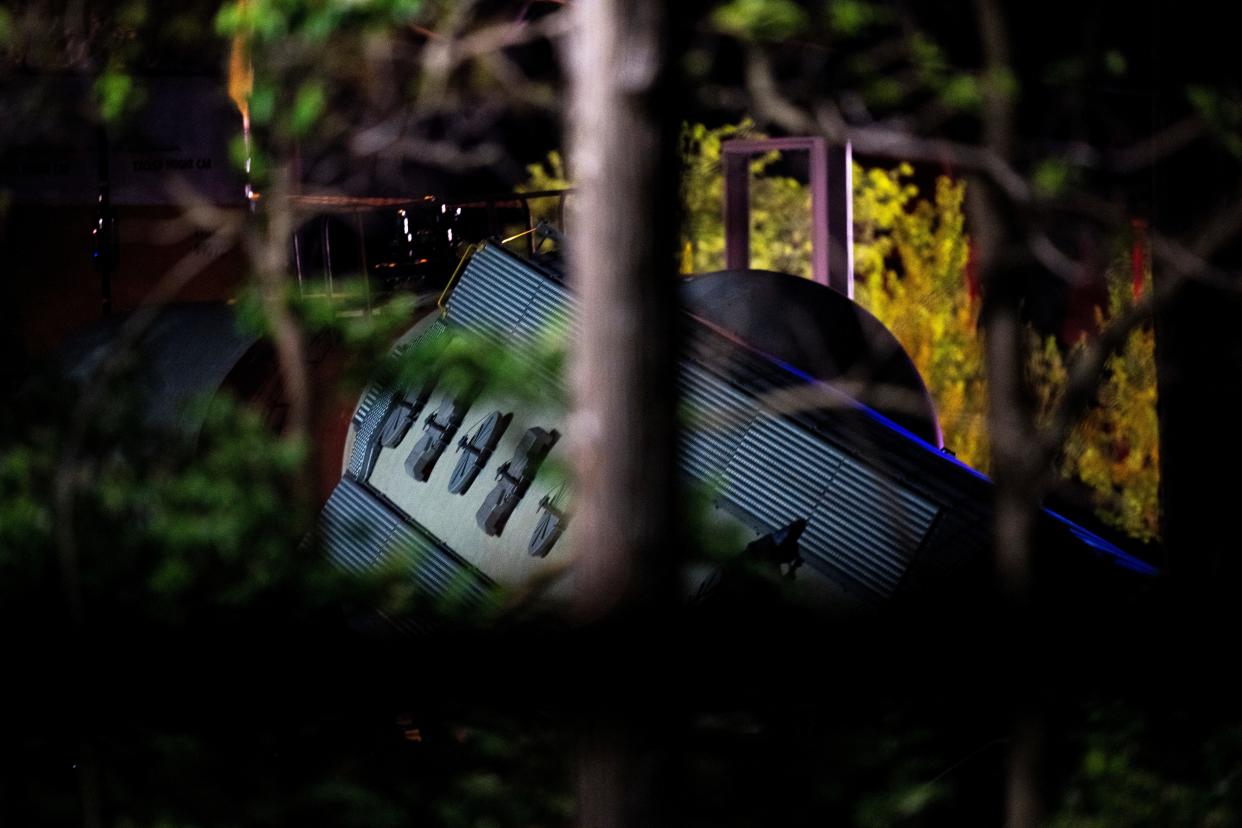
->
[909,32,946,81]
[385,0,425,22]
[712,0,809,41]
[213,1,243,36]
[827,0,880,36]
[981,66,1019,102]
[249,82,275,125]
[303,6,345,42]
[1187,85,1242,157]
[0,7,14,45]
[227,133,251,173]
[1187,84,1217,116]
[1034,156,1072,198]
[119,0,148,29]
[893,782,943,817]
[291,82,326,136]
[96,70,135,123]
[1104,49,1127,77]
[940,73,981,111]
[865,76,906,107]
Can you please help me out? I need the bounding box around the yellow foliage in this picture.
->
[677,125,989,472]
[1031,261,1161,542]
[679,119,814,277]
[521,120,814,274]
[516,149,572,238]
[852,165,989,469]
[520,123,1160,541]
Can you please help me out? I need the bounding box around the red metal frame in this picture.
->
[722,137,854,298]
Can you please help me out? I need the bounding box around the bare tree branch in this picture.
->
[1029,232,1089,286]
[249,170,311,442]
[973,0,1014,160]
[744,49,1033,203]
[1189,190,1242,260]
[1110,116,1207,174]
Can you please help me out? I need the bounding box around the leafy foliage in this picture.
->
[0,372,376,635]
[683,132,990,469]
[1187,85,1242,158]
[523,121,815,277]
[678,119,814,277]
[525,126,988,465]
[710,0,809,41]
[826,0,887,37]
[1031,255,1162,542]
[855,168,1161,540]
[1048,702,1242,826]
[0,325,577,824]
[680,126,990,469]
[517,149,572,242]
[852,164,986,469]
[526,121,1163,537]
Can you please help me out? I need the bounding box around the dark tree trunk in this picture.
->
[565,1,683,826]
[566,0,681,624]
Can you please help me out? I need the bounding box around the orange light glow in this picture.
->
[226,0,253,128]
